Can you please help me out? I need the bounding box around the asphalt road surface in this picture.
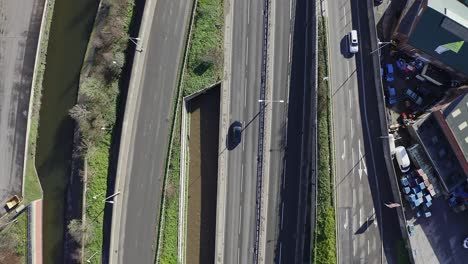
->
[0,0,45,209]
[273,0,316,262]
[328,0,402,263]
[263,0,293,262]
[115,0,193,263]
[222,0,264,262]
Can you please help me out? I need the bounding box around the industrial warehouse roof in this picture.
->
[443,92,468,161]
[407,0,468,76]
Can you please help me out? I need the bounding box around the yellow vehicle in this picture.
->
[5,195,21,210]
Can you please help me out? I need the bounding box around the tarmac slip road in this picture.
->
[274,0,317,262]
[0,0,45,210]
[110,0,193,263]
[329,0,403,262]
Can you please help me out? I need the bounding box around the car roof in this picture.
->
[395,146,406,155]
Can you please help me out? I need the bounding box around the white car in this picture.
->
[348,30,359,53]
[463,237,468,249]
[395,146,411,173]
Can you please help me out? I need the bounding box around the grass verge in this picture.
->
[396,239,411,264]
[83,133,112,261]
[23,0,57,205]
[0,211,28,263]
[157,0,223,262]
[70,0,135,260]
[312,17,337,264]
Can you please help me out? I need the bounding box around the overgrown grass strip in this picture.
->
[69,0,135,260]
[313,17,337,264]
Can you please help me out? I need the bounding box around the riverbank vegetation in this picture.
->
[68,0,135,260]
[312,17,337,264]
[158,0,223,262]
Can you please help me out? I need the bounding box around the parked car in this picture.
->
[405,89,423,105]
[348,30,359,54]
[395,146,411,173]
[228,121,243,148]
[388,86,397,105]
[386,64,394,82]
[464,237,468,249]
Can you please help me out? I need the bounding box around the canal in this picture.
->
[35,0,99,262]
[187,86,220,263]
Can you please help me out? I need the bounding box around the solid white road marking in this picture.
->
[343,7,346,25]
[247,2,250,25]
[341,139,346,160]
[367,239,370,255]
[359,208,362,225]
[279,243,283,264]
[344,210,349,229]
[240,164,244,193]
[348,88,352,109]
[281,202,285,229]
[353,238,356,256]
[238,205,242,235]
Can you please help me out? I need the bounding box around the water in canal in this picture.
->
[35,0,99,262]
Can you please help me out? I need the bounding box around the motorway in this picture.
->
[221,0,263,262]
[272,0,317,262]
[111,0,193,263]
[328,0,402,263]
[0,0,44,210]
[263,0,293,262]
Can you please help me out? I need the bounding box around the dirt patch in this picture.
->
[186,86,220,264]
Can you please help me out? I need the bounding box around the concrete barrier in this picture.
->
[366,0,415,262]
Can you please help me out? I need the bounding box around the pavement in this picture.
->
[107,0,194,263]
[30,199,43,264]
[0,0,45,212]
[327,0,404,263]
[215,0,265,262]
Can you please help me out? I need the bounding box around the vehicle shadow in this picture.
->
[340,35,354,59]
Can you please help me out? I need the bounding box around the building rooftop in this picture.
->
[442,92,468,161]
[400,0,468,76]
[413,113,466,192]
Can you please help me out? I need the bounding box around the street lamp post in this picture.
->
[92,192,106,200]
[103,191,121,204]
[129,37,143,52]
[258,99,285,103]
[370,41,393,55]
[86,252,98,263]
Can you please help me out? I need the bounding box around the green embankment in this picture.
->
[0,212,28,263]
[24,0,58,205]
[158,0,223,263]
[313,17,337,264]
[71,0,135,260]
